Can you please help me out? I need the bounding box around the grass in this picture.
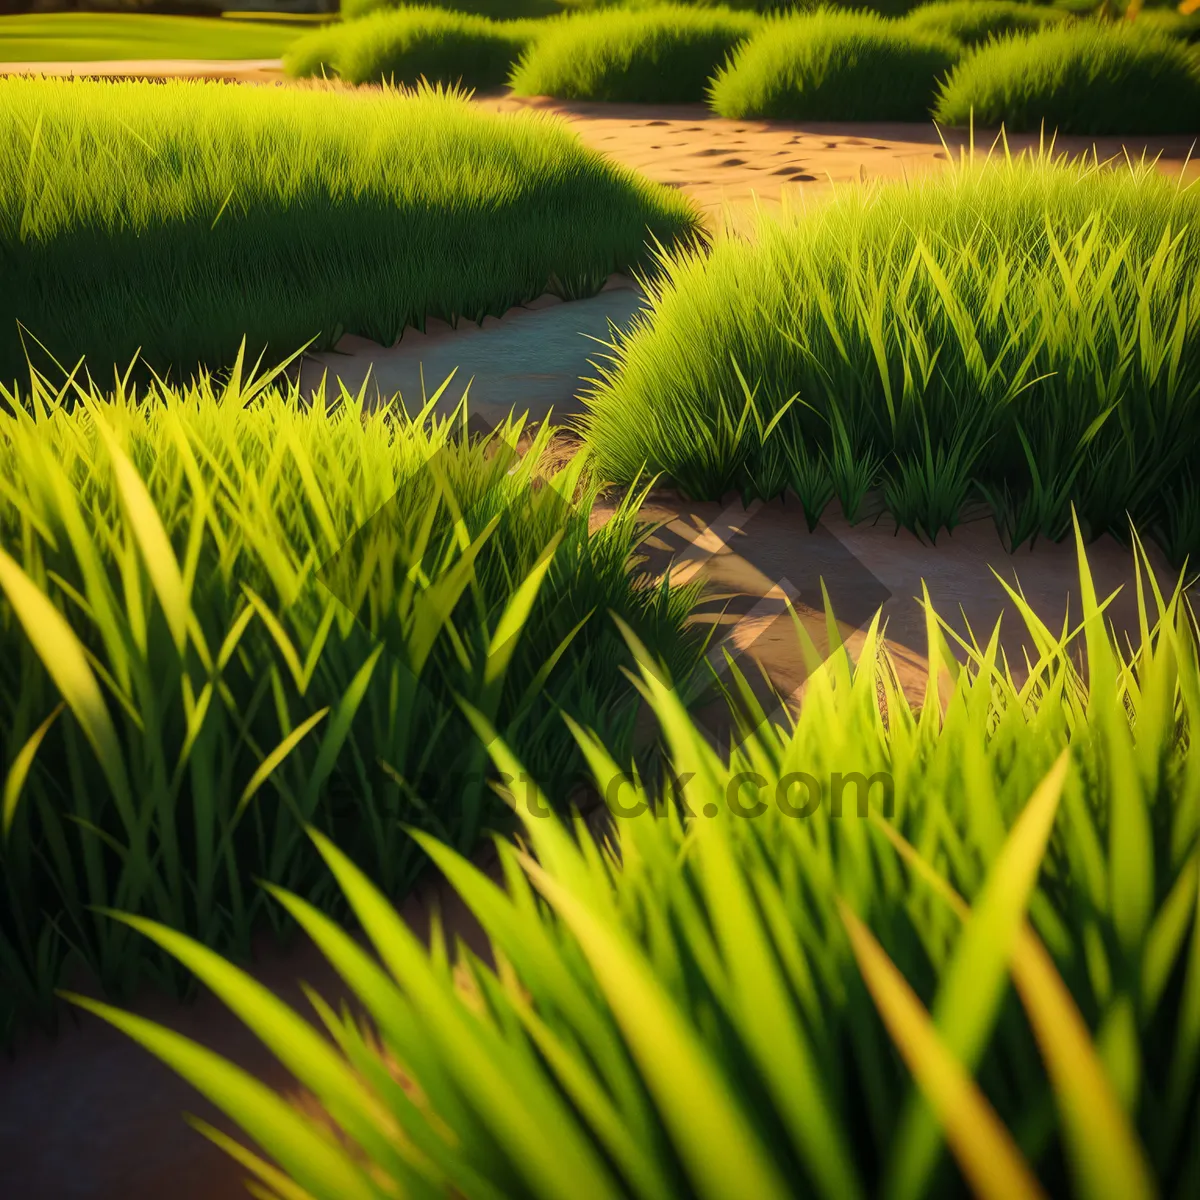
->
[0,11,319,62]
[0,76,704,385]
[0,354,705,1045]
[934,21,1200,133]
[284,7,536,88]
[66,527,1200,1197]
[341,0,565,18]
[1134,8,1200,42]
[708,7,962,121]
[902,0,1072,46]
[509,5,761,104]
[1137,7,1200,41]
[580,147,1200,563]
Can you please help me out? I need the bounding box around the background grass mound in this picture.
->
[1134,7,1200,43]
[581,153,1200,563]
[284,7,534,88]
[902,0,1070,46]
[0,362,703,1042]
[934,21,1200,133]
[509,5,761,103]
[342,0,563,17]
[708,8,961,120]
[71,540,1200,1199]
[0,77,703,384]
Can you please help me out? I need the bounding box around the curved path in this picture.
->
[480,93,1200,222]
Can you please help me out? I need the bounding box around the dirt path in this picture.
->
[480,94,1200,222]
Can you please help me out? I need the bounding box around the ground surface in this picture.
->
[0,13,317,63]
[482,93,1200,221]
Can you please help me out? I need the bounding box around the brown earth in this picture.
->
[478,93,1200,224]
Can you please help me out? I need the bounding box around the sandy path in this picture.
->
[480,94,1200,222]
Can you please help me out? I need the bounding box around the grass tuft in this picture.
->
[284,7,537,88]
[580,147,1200,560]
[65,531,1200,1197]
[0,356,704,1044]
[903,0,1071,46]
[708,7,962,121]
[934,20,1200,133]
[509,5,761,103]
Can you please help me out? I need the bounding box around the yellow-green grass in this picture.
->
[0,12,320,63]
[902,0,1072,46]
[284,6,537,86]
[581,147,1200,563]
[509,4,761,103]
[1134,7,1200,41]
[0,76,704,384]
[708,8,962,120]
[342,0,565,19]
[0,354,705,1044]
[934,20,1200,133]
[70,528,1200,1197]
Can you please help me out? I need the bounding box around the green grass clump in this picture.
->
[279,21,348,78]
[509,5,761,103]
[341,0,563,18]
[903,0,1070,46]
[0,11,317,62]
[581,150,1200,561]
[284,7,534,88]
[0,357,703,1044]
[68,532,1200,1198]
[708,8,961,120]
[0,76,704,384]
[1133,7,1200,42]
[934,21,1200,133]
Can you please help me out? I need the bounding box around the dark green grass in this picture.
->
[934,21,1200,133]
[0,77,704,385]
[509,5,761,103]
[580,152,1200,561]
[284,7,535,87]
[707,8,961,121]
[0,11,319,61]
[903,0,1070,45]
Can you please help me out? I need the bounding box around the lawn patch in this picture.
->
[0,77,704,383]
[0,11,316,62]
